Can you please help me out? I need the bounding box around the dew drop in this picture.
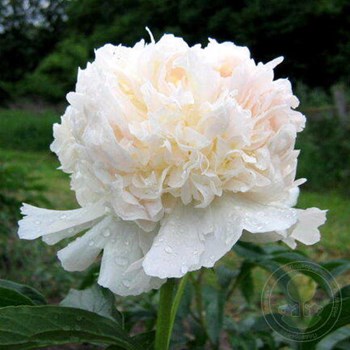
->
[103,230,111,237]
[60,214,67,219]
[115,257,128,266]
[88,240,95,247]
[165,246,173,254]
[35,220,41,225]
[122,280,131,288]
[181,265,188,274]
[75,325,81,331]
[125,240,130,246]
[193,250,198,255]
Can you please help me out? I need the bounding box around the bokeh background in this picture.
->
[0,0,349,347]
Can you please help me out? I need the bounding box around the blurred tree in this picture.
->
[0,0,67,102]
[2,0,349,102]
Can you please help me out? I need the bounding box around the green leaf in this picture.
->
[60,284,123,325]
[321,259,350,277]
[132,331,155,349]
[0,287,34,307]
[215,265,239,290]
[316,326,350,350]
[0,280,46,305]
[233,242,267,261]
[270,257,334,296]
[336,285,350,299]
[300,297,350,349]
[203,286,225,345]
[79,265,100,289]
[0,305,138,350]
[106,333,154,350]
[237,261,255,304]
[256,260,294,299]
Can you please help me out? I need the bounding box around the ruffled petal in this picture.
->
[98,220,165,296]
[57,217,114,271]
[18,202,105,244]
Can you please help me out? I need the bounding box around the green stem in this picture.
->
[155,279,175,350]
[155,275,189,350]
[169,273,189,334]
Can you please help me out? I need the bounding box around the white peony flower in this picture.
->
[18,33,326,296]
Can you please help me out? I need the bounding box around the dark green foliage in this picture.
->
[297,116,350,192]
[1,0,350,102]
[20,38,89,102]
[0,0,67,97]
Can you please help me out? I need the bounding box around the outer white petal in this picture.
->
[286,208,327,245]
[57,217,114,271]
[98,220,165,296]
[234,195,298,233]
[240,208,326,248]
[142,202,214,278]
[143,194,298,278]
[18,202,105,244]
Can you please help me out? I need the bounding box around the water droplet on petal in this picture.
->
[122,280,131,288]
[181,265,188,274]
[88,240,95,247]
[35,220,41,225]
[115,257,128,266]
[103,230,111,237]
[193,250,198,255]
[165,246,173,254]
[60,214,67,219]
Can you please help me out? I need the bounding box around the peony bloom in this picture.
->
[18,33,326,296]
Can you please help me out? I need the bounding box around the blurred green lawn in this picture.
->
[0,108,349,298]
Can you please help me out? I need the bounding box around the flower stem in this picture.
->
[155,275,189,350]
[155,279,175,350]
